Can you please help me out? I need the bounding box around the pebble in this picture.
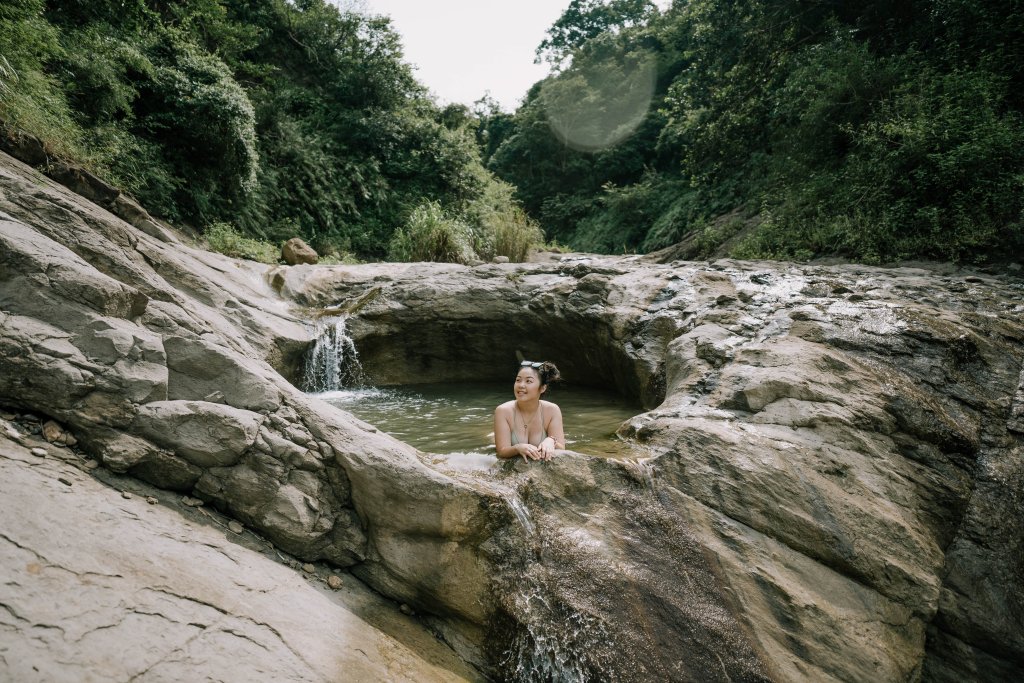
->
[83,460,99,470]
[399,603,415,616]
[181,496,204,507]
[302,563,316,574]
[58,477,72,486]
[146,496,158,505]
[41,420,63,443]
[0,411,16,421]
[121,491,133,499]
[30,447,47,458]
[327,575,343,590]
[228,520,244,534]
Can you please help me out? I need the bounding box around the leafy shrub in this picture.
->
[387,201,475,263]
[488,206,544,262]
[0,0,83,158]
[465,179,543,262]
[203,222,278,264]
[737,61,1024,263]
[139,40,258,217]
[59,27,153,125]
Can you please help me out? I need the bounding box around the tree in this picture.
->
[535,0,658,68]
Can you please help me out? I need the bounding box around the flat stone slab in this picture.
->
[0,433,481,683]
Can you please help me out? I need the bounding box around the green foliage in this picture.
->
[0,0,82,157]
[388,201,475,264]
[486,0,1024,265]
[5,0,1022,265]
[536,0,658,67]
[141,40,259,211]
[743,62,1024,263]
[465,180,544,262]
[59,27,153,125]
[203,221,279,263]
[0,0,517,262]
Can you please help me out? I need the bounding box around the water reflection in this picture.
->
[318,382,640,459]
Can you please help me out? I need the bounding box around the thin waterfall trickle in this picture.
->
[302,317,364,392]
[622,457,657,496]
[505,491,536,536]
[500,576,613,682]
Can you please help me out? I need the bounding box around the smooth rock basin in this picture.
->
[2,149,1023,681]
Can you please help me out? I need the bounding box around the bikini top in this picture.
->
[510,403,546,446]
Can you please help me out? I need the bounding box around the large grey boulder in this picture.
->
[133,400,262,468]
[164,335,282,411]
[0,431,481,683]
[282,256,1024,681]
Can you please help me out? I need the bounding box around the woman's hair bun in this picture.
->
[538,361,561,386]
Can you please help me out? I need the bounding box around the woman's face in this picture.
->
[513,368,545,401]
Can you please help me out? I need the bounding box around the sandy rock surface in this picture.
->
[0,428,481,683]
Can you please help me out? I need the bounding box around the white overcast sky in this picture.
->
[354,1,670,112]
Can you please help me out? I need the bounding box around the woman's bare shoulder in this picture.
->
[541,400,562,413]
[495,400,516,415]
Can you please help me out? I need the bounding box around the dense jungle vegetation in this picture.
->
[2,0,1022,264]
[0,0,540,262]
[484,0,1024,263]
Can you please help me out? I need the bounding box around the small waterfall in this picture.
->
[501,580,612,683]
[302,317,364,393]
[505,492,536,536]
[622,457,657,495]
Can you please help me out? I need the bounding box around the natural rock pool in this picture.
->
[318,382,642,458]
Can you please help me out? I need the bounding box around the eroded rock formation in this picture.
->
[2,147,1023,681]
[0,428,481,682]
[276,251,1024,681]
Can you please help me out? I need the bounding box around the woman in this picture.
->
[494,360,565,461]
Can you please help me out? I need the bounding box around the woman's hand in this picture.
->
[538,436,557,460]
[515,442,550,462]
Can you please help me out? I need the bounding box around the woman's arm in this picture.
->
[494,404,541,461]
[493,404,514,458]
[538,402,565,458]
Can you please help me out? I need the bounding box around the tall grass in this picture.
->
[387,202,476,263]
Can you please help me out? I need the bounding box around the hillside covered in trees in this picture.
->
[482,0,1024,264]
[0,0,539,262]
[2,0,1022,265]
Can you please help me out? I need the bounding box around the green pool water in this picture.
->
[318,382,641,459]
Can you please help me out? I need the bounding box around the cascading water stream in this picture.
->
[500,576,614,683]
[621,457,657,496]
[302,316,364,393]
[505,491,536,536]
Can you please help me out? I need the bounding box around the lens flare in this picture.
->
[542,47,657,153]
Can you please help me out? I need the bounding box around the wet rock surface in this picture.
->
[2,148,1023,681]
